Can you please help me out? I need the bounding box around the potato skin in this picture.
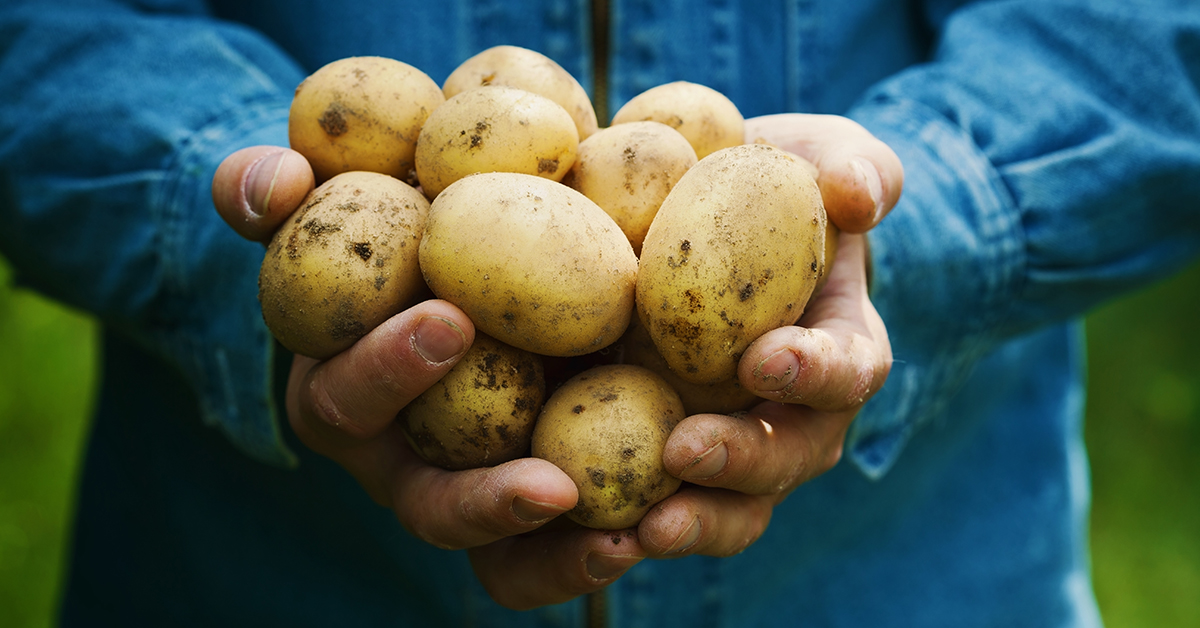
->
[561,121,697,256]
[616,314,760,416]
[414,86,579,199]
[258,171,430,360]
[443,45,599,140]
[532,364,684,530]
[288,56,444,185]
[419,172,637,357]
[637,144,826,384]
[611,81,744,159]
[399,333,545,470]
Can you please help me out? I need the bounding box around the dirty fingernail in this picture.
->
[681,442,728,481]
[246,150,287,216]
[586,553,642,581]
[412,316,466,364]
[754,349,800,392]
[666,516,702,554]
[511,496,569,524]
[851,156,884,221]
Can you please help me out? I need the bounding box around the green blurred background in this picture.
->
[1,253,1198,627]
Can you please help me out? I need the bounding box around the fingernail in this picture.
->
[246,150,287,216]
[412,316,466,364]
[666,516,702,554]
[511,496,569,524]
[586,553,642,581]
[851,157,884,221]
[754,349,800,392]
[681,442,728,481]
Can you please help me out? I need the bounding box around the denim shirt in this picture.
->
[2,1,1199,626]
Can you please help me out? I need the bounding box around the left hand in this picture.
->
[632,113,898,557]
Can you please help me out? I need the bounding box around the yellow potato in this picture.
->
[561,121,698,255]
[616,314,759,416]
[611,81,744,159]
[288,56,445,185]
[258,171,430,360]
[531,364,684,530]
[399,333,545,470]
[419,172,637,357]
[637,144,826,384]
[443,45,599,140]
[414,86,579,199]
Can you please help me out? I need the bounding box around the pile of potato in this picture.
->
[258,46,829,530]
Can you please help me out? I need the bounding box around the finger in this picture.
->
[212,145,315,242]
[638,485,775,558]
[660,403,851,495]
[739,234,891,411]
[285,299,475,503]
[469,524,644,610]
[391,456,580,550]
[287,299,474,448]
[745,113,903,233]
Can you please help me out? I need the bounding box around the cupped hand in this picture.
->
[637,231,891,557]
[635,112,900,558]
[212,146,645,610]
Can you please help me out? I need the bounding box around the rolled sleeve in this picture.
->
[847,96,1025,478]
[0,1,306,466]
[840,0,1200,478]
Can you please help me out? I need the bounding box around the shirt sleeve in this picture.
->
[844,0,1200,478]
[0,1,308,466]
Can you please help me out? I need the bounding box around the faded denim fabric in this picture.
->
[1,0,1199,626]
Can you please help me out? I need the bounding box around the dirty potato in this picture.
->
[531,364,684,530]
[399,333,545,470]
[288,56,445,185]
[617,314,759,416]
[443,45,599,140]
[258,171,430,360]
[561,121,697,255]
[414,86,579,199]
[610,81,744,159]
[419,172,637,357]
[637,144,826,384]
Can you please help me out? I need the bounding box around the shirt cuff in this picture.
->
[158,98,297,467]
[843,94,1026,479]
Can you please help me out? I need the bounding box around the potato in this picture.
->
[399,333,545,470]
[611,81,744,159]
[814,222,839,296]
[617,314,759,416]
[288,56,445,185]
[532,364,684,529]
[561,121,697,255]
[443,45,599,140]
[637,144,826,384]
[258,171,430,360]
[414,86,579,199]
[419,172,637,357]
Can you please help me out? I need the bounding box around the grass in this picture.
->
[0,254,1197,626]
[0,258,97,628]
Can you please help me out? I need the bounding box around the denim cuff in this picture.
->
[844,95,1026,479]
[158,99,297,468]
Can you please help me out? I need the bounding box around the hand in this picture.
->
[746,113,903,233]
[634,114,899,558]
[213,146,644,610]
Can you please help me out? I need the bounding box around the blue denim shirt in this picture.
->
[2,0,1199,626]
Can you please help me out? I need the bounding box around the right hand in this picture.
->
[212,146,647,609]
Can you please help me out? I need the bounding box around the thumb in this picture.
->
[212,145,315,242]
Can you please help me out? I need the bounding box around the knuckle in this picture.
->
[821,442,845,474]
[306,377,374,440]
